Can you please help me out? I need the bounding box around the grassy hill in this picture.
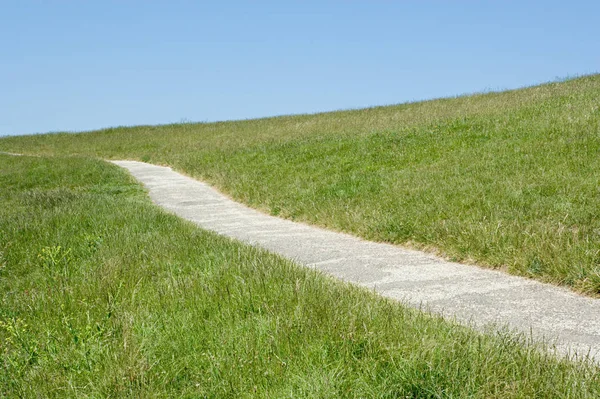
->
[2,76,600,396]
[2,74,599,294]
[2,154,599,397]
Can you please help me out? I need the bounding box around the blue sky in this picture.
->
[1,1,598,136]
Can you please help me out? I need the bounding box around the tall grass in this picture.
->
[1,75,600,295]
[2,155,599,397]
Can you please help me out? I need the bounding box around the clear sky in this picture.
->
[1,1,598,136]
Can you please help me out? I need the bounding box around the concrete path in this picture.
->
[114,160,600,361]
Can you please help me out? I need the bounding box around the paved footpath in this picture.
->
[114,160,600,361]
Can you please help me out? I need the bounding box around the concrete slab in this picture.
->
[113,160,600,362]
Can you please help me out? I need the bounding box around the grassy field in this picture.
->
[1,75,599,295]
[1,154,600,397]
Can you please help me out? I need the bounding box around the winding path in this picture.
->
[114,160,600,361]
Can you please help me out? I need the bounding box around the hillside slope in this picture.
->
[2,74,599,294]
[5,155,600,396]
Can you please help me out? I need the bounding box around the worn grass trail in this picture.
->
[1,75,600,295]
[2,155,600,397]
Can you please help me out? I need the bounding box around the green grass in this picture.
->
[2,75,599,294]
[2,154,600,397]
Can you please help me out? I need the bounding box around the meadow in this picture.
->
[1,75,599,294]
[1,154,600,397]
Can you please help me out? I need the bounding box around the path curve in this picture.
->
[114,160,600,361]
